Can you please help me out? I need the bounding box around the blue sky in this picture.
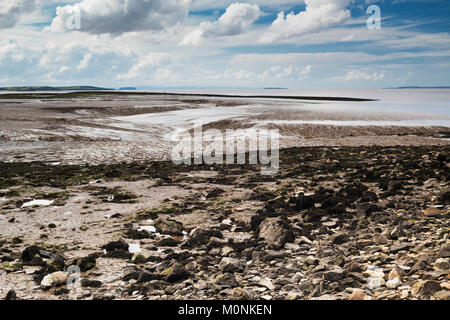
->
[0,0,449,89]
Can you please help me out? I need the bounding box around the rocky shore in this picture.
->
[0,146,449,300]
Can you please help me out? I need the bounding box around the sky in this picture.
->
[0,0,449,89]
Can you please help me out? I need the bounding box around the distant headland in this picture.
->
[0,86,113,92]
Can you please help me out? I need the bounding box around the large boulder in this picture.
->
[258,217,294,249]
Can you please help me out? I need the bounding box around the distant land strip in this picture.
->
[0,89,377,102]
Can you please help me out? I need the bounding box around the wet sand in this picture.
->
[0,92,449,165]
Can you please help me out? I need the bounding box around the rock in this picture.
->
[80,278,103,288]
[163,262,190,283]
[4,290,16,300]
[437,244,450,258]
[386,278,402,289]
[154,217,183,236]
[258,217,294,249]
[206,188,225,199]
[373,234,389,244]
[423,207,442,217]
[183,227,223,247]
[102,239,128,252]
[259,277,275,290]
[434,258,449,271]
[387,268,402,281]
[412,280,441,297]
[21,245,42,263]
[125,228,151,239]
[390,226,405,239]
[331,233,350,245]
[344,261,362,273]
[367,277,386,290]
[324,269,345,281]
[79,225,89,231]
[131,253,147,264]
[2,261,22,272]
[40,271,69,289]
[357,202,379,215]
[218,257,244,273]
[349,289,366,300]
[47,255,66,272]
[156,236,179,247]
[390,242,413,254]
[75,254,97,272]
[231,288,253,300]
[436,189,450,205]
[215,273,238,287]
[433,290,450,300]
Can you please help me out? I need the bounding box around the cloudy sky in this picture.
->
[0,0,449,89]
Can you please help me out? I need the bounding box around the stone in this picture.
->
[433,290,450,300]
[349,289,366,300]
[367,277,386,290]
[390,242,413,254]
[411,280,441,297]
[433,258,449,272]
[71,254,97,272]
[80,278,103,288]
[324,269,345,281]
[423,207,442,217]
[163,262,190,283]
[40,271,69,289]
[387,268,402,281]
[373,234,389,244]
[215,273,237,287]
[21,245,42,263]
[437,244,450,258]
[2,261,22,272]
[154,217,183,236]
[156,236,179,247]
[259,277,275,290]
[218,257,244,273]
[386,278,402,289]
[231,288,253,300]
[331,233,350,245]
[258,217,294,249]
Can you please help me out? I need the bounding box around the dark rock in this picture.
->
[80,278,103,288]
[163,262,190,283]
[324,269,345,281]
[206,188,225,199]
[21,246,42,263]
[125,228,152,240]
[357,202,380,215]
[258,217,294,249]
[4,290,16,300]
[437,243,450,258]
[156,236,179,247]
[390,242,414,254]
[154,217,183,236]
[215,273,238,287]
[218,257,244,273]
[331,233,350,245]
[72,254,97,272]
[102,239,128,252]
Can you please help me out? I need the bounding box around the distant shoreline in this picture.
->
[0,90,377,102]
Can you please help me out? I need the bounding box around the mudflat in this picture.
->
[0,93,449,300]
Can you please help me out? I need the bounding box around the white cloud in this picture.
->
[329,70,386,81]
[260,0,352,43]
[0,0,40,29]
[116,52,172,80]
[47,0,190,36]
[181,2,261,46]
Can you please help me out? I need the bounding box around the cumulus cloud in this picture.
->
[181,2,261,46]
[330,70,386,81]
[47,0,190,36]
[260,0,352,43]
[116,52,172,79]
[0,0,40,29]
